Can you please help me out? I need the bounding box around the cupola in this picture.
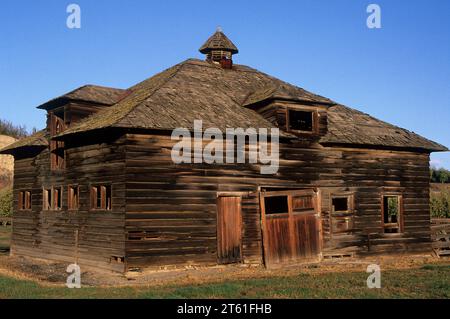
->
[199,27,238,69]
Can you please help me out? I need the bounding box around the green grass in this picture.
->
[0,226,448,299]
[0,264,448,299]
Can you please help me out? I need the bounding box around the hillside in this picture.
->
[0,135,16,188]
[431,183,450,193]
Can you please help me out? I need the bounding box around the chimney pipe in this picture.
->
[220,56,233,69]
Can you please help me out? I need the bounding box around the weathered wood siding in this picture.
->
[11,134,126,272]
[124,133,431,269]
[11,130,432,271]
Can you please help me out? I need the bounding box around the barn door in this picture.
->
[260,190,321,266]
[217,196,243,264]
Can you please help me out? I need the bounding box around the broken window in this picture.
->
[264,196,289,215]
[332,197,350,212]
[18,191,31,210]
[53,187,63,210]
[288,110,314,132]
[331,195,354,234]
[68,186,79,210]
[383,195,402,233]
[91,185,112,211]
[43,188,52,210]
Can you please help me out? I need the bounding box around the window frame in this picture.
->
[49,110,66,171]
[43,187,53,211]
[286,108,319,134]
[42,186,63,211]
[53,186,63,211]
[260,189,317,217]
[68,185,80,211]
[263,195,290,215]
[90,184,112,211]
[381,194,404,234]
[330,193,355,235]
[331,194,354,215]
[18,190,32,211]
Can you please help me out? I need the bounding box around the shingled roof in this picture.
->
[55,59,332,136]
[37,85,128,110]
[0,130,48,155]
[47,59,446,152]
[323,105,447,152]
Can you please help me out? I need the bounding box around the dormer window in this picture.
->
[287,109,318,133]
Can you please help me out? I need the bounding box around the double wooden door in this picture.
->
[260,190,321,266]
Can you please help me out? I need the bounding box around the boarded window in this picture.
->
[53,187,63,210]
[68,186,79,210]
[91,185,112,211]
[288,110,314,132]
[18,191,31,210]
[43,188,52,210]
[292,195,314,213]
[383,195,402,233]
[264,196,289,215]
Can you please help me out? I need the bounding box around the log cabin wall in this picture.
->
[124,133,265,269]
[124,133,431,270]
[11,134,127,272]
[317,149,431,256]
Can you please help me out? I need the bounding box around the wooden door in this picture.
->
[217,196,243,264]
[260,190,321,266]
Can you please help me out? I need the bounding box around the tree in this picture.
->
[430,188,450,218]
[0,119,29,139]
[438,168,450,184]
[0,187,12,217]
[430,167,450,183]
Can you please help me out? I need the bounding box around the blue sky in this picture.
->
[0,0,449,168]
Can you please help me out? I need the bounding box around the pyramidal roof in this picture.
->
[51,58,447,152]
[55,59,331,136]
[199,29,239,54]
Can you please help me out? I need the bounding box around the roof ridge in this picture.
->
[183,59,334,105]
[183,59,263,74]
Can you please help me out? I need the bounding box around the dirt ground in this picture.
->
[0,252,448,288]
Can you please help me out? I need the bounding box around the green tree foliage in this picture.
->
[387,197,399,219]
[430,167,450,184]
[430,188,450,218]
[0,186,12,217]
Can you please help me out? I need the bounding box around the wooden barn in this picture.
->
[1,30,447,272]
